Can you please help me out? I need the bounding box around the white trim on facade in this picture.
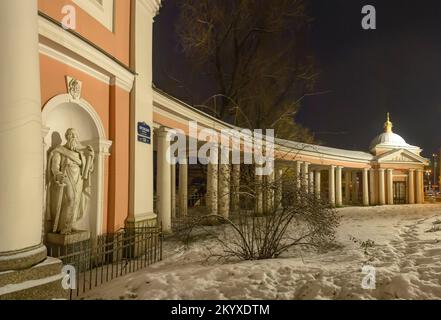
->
[39,43,111,86]
[139,0,162,17]
[38,15,134,92]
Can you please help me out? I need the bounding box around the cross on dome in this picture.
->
[384,112,393,133]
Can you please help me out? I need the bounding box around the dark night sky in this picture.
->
[153,0,441,157]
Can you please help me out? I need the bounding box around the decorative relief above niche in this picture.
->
[66,76,82,102]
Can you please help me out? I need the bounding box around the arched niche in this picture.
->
[42,94,112,238]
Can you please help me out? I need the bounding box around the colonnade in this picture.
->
[154,127,425,232]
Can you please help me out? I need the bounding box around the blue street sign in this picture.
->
[137,122,151,138]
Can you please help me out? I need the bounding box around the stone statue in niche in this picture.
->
[46,128,95,235]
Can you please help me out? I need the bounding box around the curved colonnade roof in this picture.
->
[153,87,425,164]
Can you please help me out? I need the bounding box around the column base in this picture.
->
[0,257,67,300]
[126,212,157,228]
[0,244,46,272]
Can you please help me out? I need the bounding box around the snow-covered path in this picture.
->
[84,204,441,300]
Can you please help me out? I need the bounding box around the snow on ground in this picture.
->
[84,204,441,300]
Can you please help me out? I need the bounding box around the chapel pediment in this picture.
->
[375,148,429,164]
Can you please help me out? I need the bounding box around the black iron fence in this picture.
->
[47,226,163,299]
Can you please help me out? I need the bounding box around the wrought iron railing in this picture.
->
[46,226,162,299]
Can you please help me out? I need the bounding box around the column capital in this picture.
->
[408,168,415,172]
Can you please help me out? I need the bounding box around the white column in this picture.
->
[309,171,314,194]
[295,161,302,190]
[387,169,394,205]
[157,127,172,232]
[255,163,263,214]
[344,171,351,205]
[178,160,188,216]
[264,165,275,212]
[301,162,309,193]
[328,166,336,206]
[0,0,47,271]
[352,171,359,204]
[207,147,219,215]
[378,169,386,205]
[369,169,377,205]
[408,169,415,204]
[218,164,231,218]
[275,168,283,208]
[314,170,321,199]
[362,168,370,206]
[416,169,424,204]
[128,0,159,226]
[231,164,241,212]
[335,166,343,206]
[171,163,176,218]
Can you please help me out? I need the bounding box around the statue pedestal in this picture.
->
[46,231,91,273]
[46,230,90,247]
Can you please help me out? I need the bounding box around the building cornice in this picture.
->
[38,14,134,92]
[139,0,162,16]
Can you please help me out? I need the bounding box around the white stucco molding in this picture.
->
[39,43,111,86]
[139,0,162,17]
[42,94,107,139]
[374,148,429,166]
[38,16,134,92]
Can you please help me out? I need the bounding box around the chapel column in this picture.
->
[314,170,321,200]
[275,168,283,209]
[231,164,241,213]
[352,171,359,204]
[295,161,303,190]
[309,171,315,194]
[264,164,275,212]
[218,163,231,218]
[408,169,415,204]
[335,166,343,206]
[328,165,336,206]
[387,169,394,205]
[378,169,386,205]
[301,162,310,194]
[171,163,176,218]
[416,169,424,204]
[178,159,188,216]
[344,171,351,205]
[362,168,370,206]
[369,169,377,205]
[0,0,47,271]
[255,163,264,214]
[207,147,219,215]
[157,127,172,232]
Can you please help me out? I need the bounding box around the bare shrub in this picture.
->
[178,167,340,261]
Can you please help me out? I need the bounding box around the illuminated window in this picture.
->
[73,0,115,32]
